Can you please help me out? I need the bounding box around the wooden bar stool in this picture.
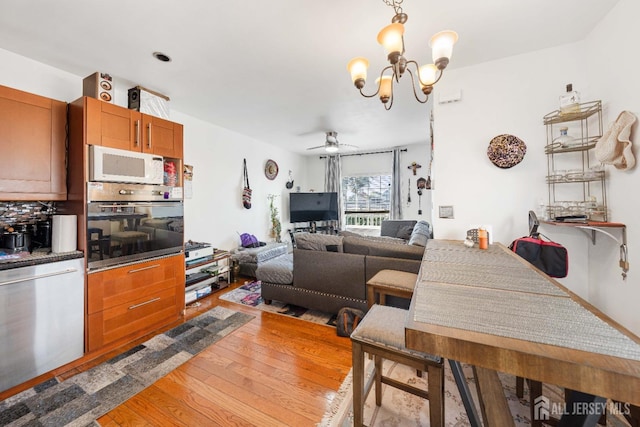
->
[366,269,417,308]
[350,304,444,427]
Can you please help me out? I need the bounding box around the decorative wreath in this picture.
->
[487,134,527,169]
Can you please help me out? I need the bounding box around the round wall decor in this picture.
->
[487,134,527,168]
[265,159,279,180]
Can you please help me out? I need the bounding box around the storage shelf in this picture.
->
[541,99,629,278]
[541,220,625,229]
[544,140,597,154]
[544,98,607,222]
[185,247,231,304]
[541,220,628,278]
[545,174,605,184]
[543,100,602,125]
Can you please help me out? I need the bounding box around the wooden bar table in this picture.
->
[404,240,640,425]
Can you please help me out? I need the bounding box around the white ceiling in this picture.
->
[0,0,619,155]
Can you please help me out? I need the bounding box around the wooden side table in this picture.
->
[366,269,418,308]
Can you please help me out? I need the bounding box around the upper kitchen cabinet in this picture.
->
[141,113,183,159]
[72,96,183,159]
[0,85,67,201]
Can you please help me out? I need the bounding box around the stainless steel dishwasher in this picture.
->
[0,257,85,392]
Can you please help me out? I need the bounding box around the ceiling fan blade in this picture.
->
[306,145,326,150]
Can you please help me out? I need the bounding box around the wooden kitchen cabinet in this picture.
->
[73,96,183,159]
[141,113,183,158]
[0,85,67,200]
[86,254,185,352]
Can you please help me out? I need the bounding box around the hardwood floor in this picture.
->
[95,279,353,426]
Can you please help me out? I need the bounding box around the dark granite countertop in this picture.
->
[0,248,84,271]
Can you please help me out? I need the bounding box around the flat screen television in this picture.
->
[289,192,338,223]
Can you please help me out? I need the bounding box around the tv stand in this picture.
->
[290,220,338,235]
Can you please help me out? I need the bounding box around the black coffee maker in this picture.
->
[31,219,52,250]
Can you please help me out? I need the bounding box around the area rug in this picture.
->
[0,306,253,427]
[220,280,337,327]
[318,359,565,427]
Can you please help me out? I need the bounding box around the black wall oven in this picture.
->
[86,182,183,270]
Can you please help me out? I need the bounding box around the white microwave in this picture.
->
[89,145,164,185]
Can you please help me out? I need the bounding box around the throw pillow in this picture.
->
[396,225,414,240]
[294,232,344,252]
[408,220,432,247]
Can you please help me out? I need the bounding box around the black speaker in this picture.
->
[83,72,113,103]
[128,87,141,111]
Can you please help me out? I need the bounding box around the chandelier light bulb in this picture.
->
[347,57,369,88]
[376,75,393,103]
[429,30,458,69]
[418,64,438,89]
[377,23,405,56]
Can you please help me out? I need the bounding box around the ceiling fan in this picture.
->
[306,131,358,153]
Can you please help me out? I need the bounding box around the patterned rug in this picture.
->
[219,280,338,327]
[319,359,552,427]
[0,306,253,427]
[319,361,632,426]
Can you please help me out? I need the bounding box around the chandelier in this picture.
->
[347,0,458,110]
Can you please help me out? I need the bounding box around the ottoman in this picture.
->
[232,242,288,278]
[256,253,293,285]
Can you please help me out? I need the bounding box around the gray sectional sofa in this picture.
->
[260,220,431,314]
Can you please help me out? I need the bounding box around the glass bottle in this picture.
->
[552,127,576,148]
[559,83,580,116]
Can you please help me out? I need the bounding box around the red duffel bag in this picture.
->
[509,235,568,278]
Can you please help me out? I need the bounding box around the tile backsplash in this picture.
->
[0,201,55,229]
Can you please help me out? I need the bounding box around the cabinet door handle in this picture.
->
[128,264,160,274]
[147,122,152,149]
[128,297,160,310]
[0,268,78,287]
[134,120,140,147]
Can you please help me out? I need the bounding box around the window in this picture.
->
[341,175,391,230]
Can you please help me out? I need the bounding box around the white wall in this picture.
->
[0,48,81,102]
[432,0,640,335]
[304,142,433,223]
[0,47,308,253]
[175,110,308,249]
[582,0,640,335]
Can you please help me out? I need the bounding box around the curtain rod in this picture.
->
[319,148,407,159]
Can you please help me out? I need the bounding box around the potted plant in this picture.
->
[268,194,282,243]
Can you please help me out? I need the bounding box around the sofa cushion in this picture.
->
[342,236,372,255]
[368,241,424,260]
[342,236,424,260]
[256,253,293,284]
[408,220,432,247]
[294,232,344,252]
[396,225,414,240]
[380,220,417,238]
[339,231,406,245]
[233,242,288,264]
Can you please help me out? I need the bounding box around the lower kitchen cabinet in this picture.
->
[86,254,185,352]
